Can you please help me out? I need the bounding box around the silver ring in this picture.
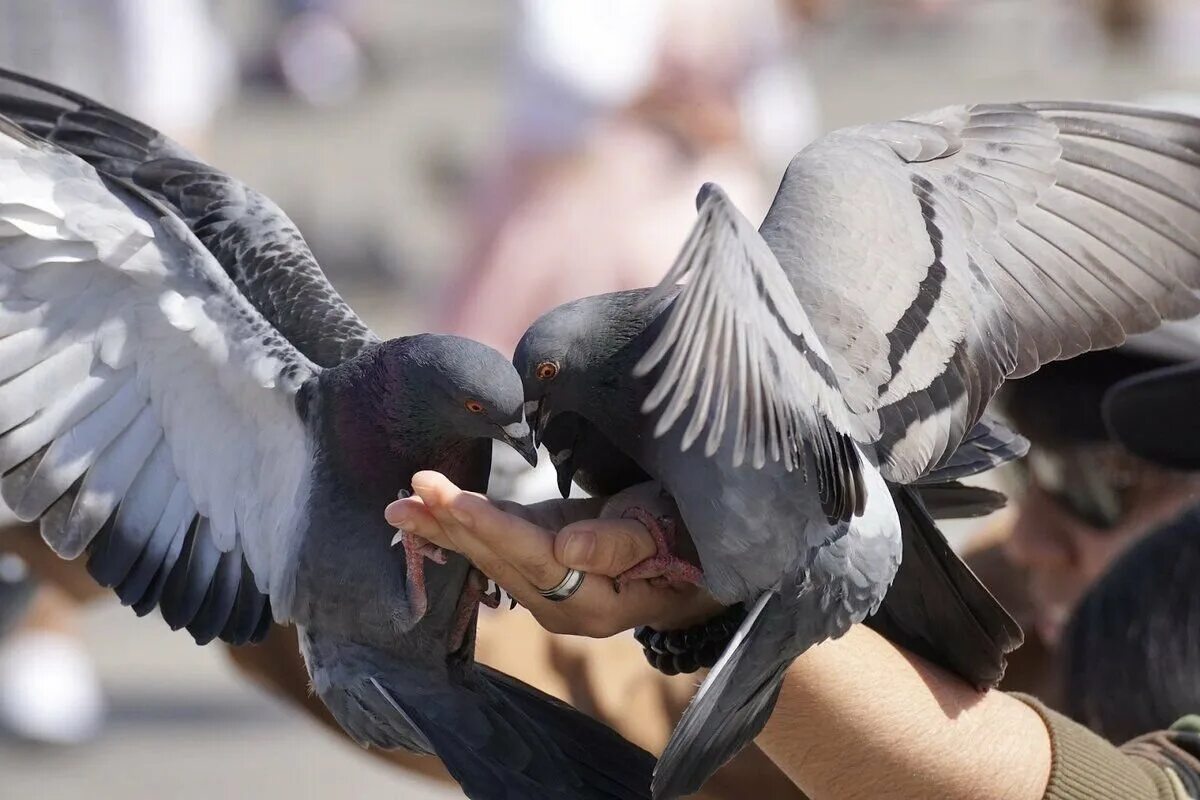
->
[537,568,585,602]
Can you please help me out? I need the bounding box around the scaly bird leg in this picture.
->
[393,531,448,620]
[614,507,704,592]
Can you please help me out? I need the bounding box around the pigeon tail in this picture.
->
[866,486,1023,689]
[651,591,798,799]
[913,481,1009,519]
[302,630,655,800]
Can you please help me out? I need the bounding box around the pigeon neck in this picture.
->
[580,365,648,435]
[318,345,479,506]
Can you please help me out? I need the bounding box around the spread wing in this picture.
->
[0,67,379,368]
[0,118,317,645]
[643,101,1200,492]
[634,184,871,523]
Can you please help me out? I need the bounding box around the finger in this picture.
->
[409,471,488,552]
[411,471,569,592]
[493,496,607,531]
[555,518,658,577]
[385,496,456,550]
[534,577,722,637]
[402,477,555,609]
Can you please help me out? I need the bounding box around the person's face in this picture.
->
[1004,445,1200,646]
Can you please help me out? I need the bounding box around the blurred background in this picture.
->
[3,1,1200,798]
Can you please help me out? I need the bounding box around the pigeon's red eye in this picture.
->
[465,400,485,414]
[536,361,559,381]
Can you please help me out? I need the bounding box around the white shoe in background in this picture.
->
[0,630,105,745]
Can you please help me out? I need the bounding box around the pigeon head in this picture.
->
[322,334,536,497]
[393,334,537,466]
[514,287,678,463]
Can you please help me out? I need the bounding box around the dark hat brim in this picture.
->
[1103,360,1200,470]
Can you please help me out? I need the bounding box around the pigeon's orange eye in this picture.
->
[536,361,559,381]
[465,400,485,414]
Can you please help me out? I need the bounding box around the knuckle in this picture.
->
[615,531,642,569]
[526,553,558,582]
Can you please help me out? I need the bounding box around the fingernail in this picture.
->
[562,529,595,566]
[385,502,408,526]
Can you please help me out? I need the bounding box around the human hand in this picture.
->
[384,472,722,637]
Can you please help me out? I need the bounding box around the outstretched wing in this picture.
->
[644,101,1200,490]
[634,184,872,523]
[0,67,379,368]
[0,120,316,645]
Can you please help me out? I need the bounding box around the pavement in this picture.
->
[0,602,464,799]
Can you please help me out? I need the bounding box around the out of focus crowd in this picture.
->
[2,2,1200,799]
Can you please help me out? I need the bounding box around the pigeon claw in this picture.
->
[481,579,502,609]
[614,507,704,592]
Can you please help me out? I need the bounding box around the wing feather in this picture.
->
[0,68,378,368]
[635,184,876,522]
[0,118,312,644]
[757,101,1200,482]
[643,100,1200,493]
[88,440,175,587]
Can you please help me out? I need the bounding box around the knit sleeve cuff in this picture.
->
[1012,693,1176,800]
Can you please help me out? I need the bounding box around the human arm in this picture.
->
[392,471,1196,800]
[758,624,1050,799]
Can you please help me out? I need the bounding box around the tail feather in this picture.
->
[866,485,1023,688]
[303,631,654,800]
[915,480,1009,519]
[652,592,788,800]
[475,665,656,800]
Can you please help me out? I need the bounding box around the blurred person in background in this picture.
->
[956,322,1200,709]
[1060,504,1200,744]
[0,0,232,745]
[1055,348,1200,743]
[437,0,821,358]
[253,0,368,107]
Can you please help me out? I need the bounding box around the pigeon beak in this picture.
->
[526,398,552,447]
[550,446,578,499]
[500,420,538,467]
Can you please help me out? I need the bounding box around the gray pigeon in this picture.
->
[0,70,654,800]
[516,101,1200,798]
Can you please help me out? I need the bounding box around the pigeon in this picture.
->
[516,100,1200,798]
[0,69,654,800]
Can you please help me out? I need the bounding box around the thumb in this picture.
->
[555,519,658,577]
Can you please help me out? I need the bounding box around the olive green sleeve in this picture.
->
[1013,694,1180,800]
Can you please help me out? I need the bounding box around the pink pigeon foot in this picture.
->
[448,569,487,654]
[614,507,704,592]
[397,531,447,620]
